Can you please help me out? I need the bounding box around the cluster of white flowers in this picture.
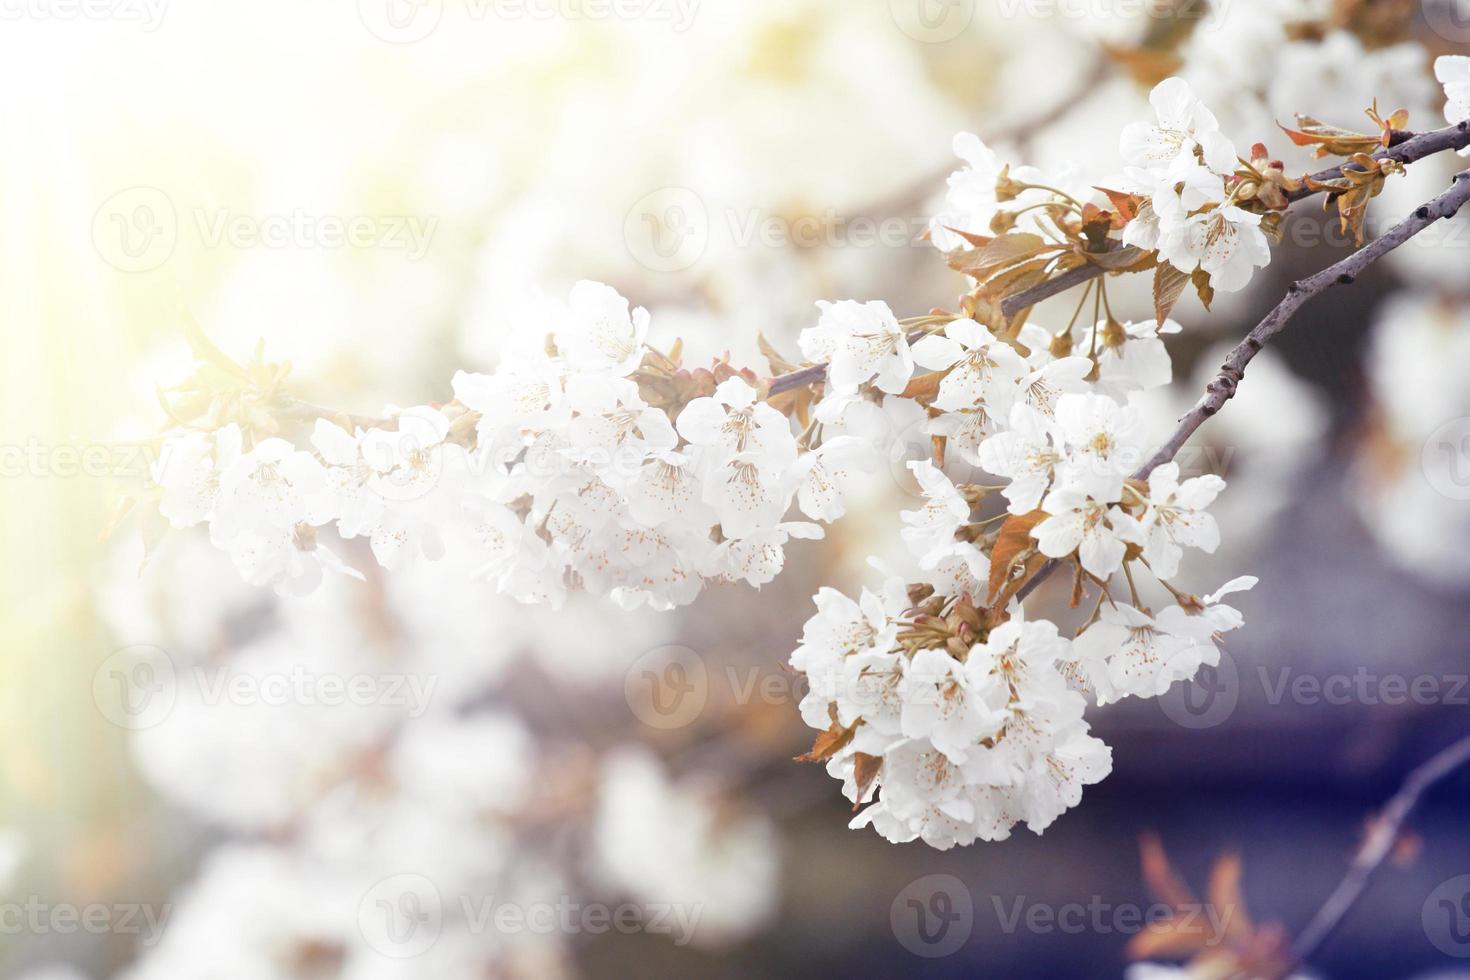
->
[1118,78,1271,293]
[158,61,1470,851]
[155,283,872,608]
[932,78,1273,295]
[787,309,1253,849]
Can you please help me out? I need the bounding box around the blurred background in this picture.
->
[3,1,1470,977]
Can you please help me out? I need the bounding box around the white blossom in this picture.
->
[1052,392,1150,504]
[554,279,651,376]
[1158,203,1273,294]
[799,300,914,395]
[1120,77,1237,179]
[1034,485,1142,579]
[910,318,1026,413]
[1136,461,1225,579]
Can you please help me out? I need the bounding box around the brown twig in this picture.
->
[1015,169,1470,604]
[767,123,1470,397]
[1134,169,1470,479]
[997,120,1470,319]
[1279,732,1470,976]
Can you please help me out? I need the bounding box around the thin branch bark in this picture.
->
[998,120,1470,319]
[1280,732,1470,976]
[767,123,1470,396]
[1016,168,1470,604]
[1135,169,1470,480]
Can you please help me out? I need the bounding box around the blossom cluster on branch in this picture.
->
[144,57,1470,850]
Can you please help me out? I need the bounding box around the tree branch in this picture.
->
[1280,732,1470,976]
[767,123,1470,398]
[998,120,1470,319]
[1135,168,1470,480]
[1016,168,1470,604]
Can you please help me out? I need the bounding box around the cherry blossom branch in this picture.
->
[1135,168,1470,479]
[1017,169,1470,604]
[1279,732,1470,977]
[998,120,1470,319]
